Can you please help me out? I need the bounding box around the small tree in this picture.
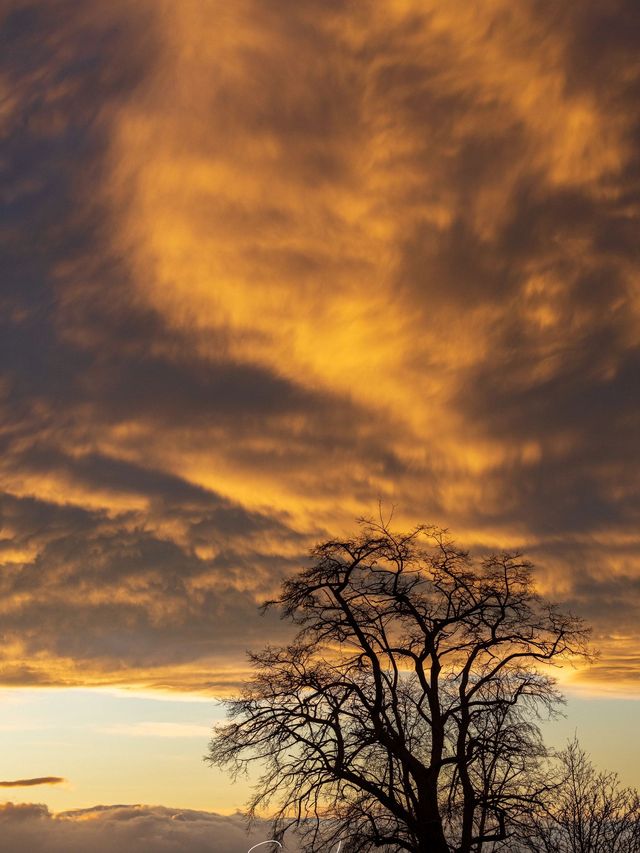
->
[208,521,591,853]
[524,739,640,853]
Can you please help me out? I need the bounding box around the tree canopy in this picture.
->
[208,520,592,853]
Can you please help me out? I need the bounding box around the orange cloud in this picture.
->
[0,0,638,695]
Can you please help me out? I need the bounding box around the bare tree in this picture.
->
[208,520,591,853]
[524,739,640,853]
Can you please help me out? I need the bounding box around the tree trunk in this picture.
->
[416,782,450,853]
[417,828,450,853]
[418,833,451,853]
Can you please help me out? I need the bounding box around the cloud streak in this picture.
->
[0,778,65,788]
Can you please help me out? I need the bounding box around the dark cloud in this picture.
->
[0,489,298,688]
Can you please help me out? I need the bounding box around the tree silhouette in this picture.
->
[208,520,591,853]
[524,738,640,853]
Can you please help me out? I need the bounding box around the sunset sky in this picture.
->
[1,0,639,847]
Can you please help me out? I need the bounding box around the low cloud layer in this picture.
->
[0,0,639,692]
[0,778,65,788]
[0,803,285,853]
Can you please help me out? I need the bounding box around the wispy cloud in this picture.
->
[99,722,211,739]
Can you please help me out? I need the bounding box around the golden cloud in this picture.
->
[0,0,638,693]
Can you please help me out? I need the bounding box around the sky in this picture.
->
[1,0,639,848]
